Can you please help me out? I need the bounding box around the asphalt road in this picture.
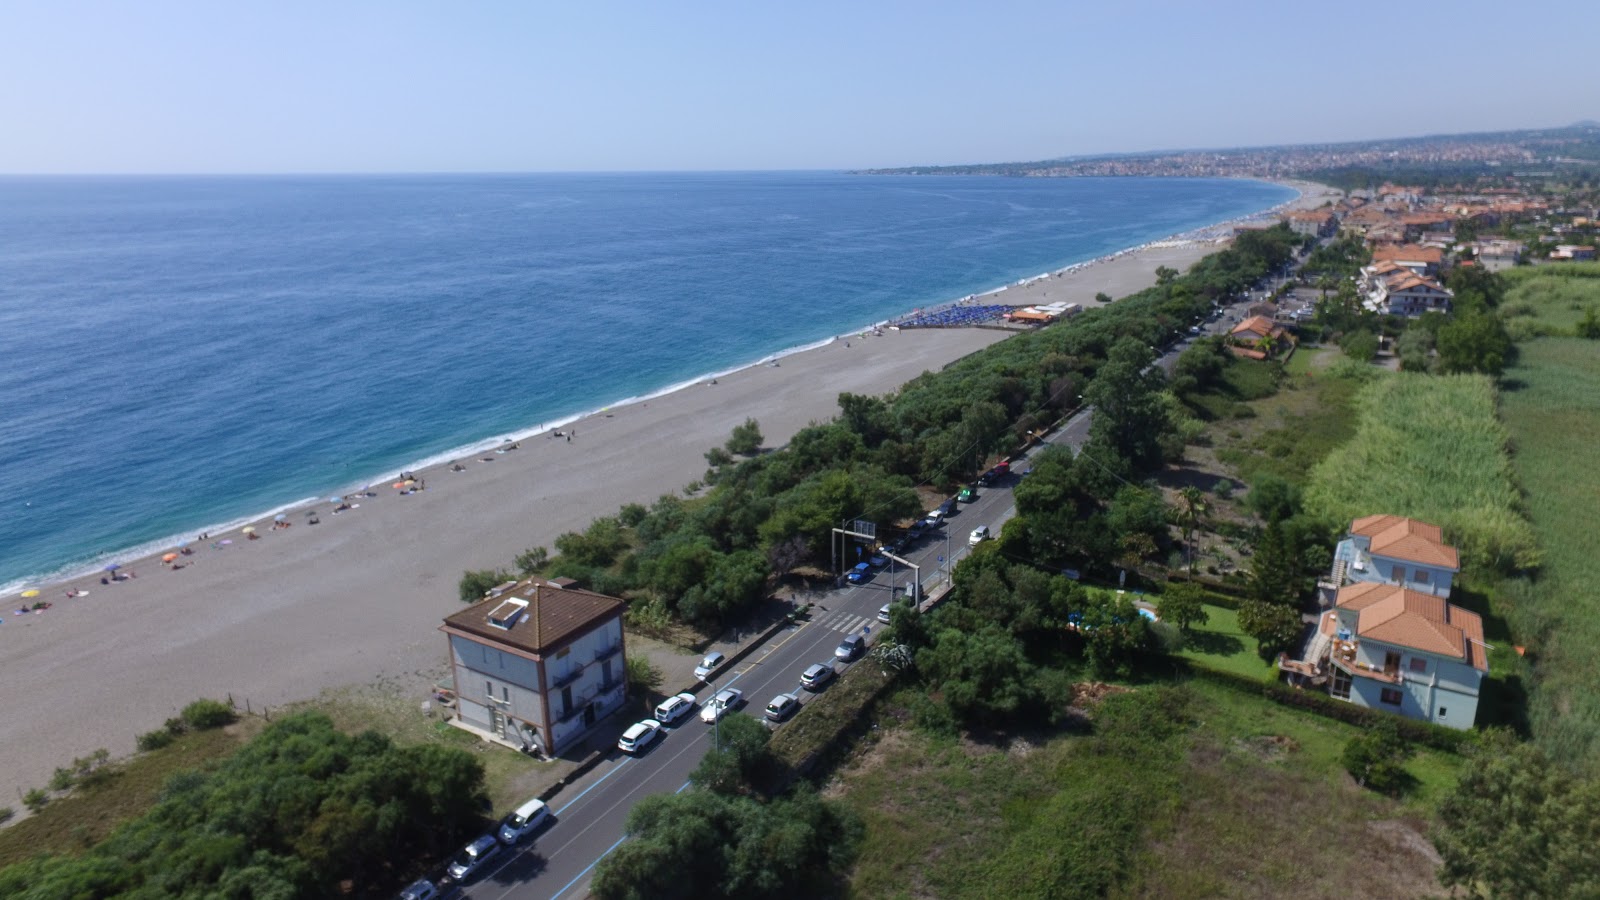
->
[450,485,1015,900]
[448,262,1306,899]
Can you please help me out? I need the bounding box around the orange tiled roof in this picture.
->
[1350,515,1460,569]
[1230,315,1286,341]
[1372,243,1444,264]
[1336,584,1487,671]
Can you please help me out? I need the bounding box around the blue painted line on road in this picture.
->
[548,833,628,900]
[552,758,628,817]
[676,780,691,793]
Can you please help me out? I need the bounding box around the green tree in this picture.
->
[1078,592,1153,678]
[1157,582,1210,634]
[1339,328,1379,363]
[458,568,512,603]
[1237,599,1303,656]
[1175,486,1208,574]
[1434,731,1600,898]
[514,545,550,575]
[1341,720,1414,795]
[1085,338,1171,473]
[726,418,763,456]
[690,712,772,795]
[1246,474,1301,523]
[1437,311,1512,375]
[1248,519,1302,605]
[918,624,1039,727]
[1396,322,1435,372]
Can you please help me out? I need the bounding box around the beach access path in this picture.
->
[0,182,1335,806]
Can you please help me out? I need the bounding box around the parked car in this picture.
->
[969,525,990,545]
[693,651,725,680]
[497,797,551,844]
[445,834,501,883]
[701,688,744,723]
[835,634,865,662]
[957,485,977,503]
[877,602,894,624]
[992,460,1010,477]
[800,662,836,691]
[938,498,958,517]
[846,562,872,584]
[765,693,800,722]
[617,719,663,754]
[398,879,440,900]
[920,514,942,530]
[869,552,888,568]
[654,692,698,726]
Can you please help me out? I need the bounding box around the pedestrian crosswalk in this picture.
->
[816,610,872,635]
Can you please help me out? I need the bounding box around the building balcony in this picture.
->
[550,667,583,690]
[594,643,623,663]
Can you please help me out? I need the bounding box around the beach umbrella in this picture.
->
[392,481,406,489]
[220,539,233,545]
[328,496,343,503]
[274,514,288,522]
[176,540,189,548]
[21,590,39,598]
[241,526,256,534]
[162,553,179,562]
[104,563,121,572]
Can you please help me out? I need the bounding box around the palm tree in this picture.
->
[1177,486,1208,576]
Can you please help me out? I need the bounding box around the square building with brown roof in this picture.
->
[441,579,627,756]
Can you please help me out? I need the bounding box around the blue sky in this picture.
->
[2,0,1592,174]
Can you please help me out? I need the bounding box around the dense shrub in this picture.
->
[180,698,237,730]
[136,729,176,752]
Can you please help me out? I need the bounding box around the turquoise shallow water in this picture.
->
[0,172,1294,592]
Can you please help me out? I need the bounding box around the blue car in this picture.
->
[846,562,872,584]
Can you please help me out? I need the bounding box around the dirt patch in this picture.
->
[1232,733,1301,762]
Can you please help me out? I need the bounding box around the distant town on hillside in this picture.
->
[861,122,1600,190]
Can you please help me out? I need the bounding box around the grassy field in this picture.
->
[1212,362,1369,489]
[1499,262,1600,338]
[1303,372,1538,571]
[834,683,1456,899]
[1175,604,1273,680]
[1498,337,1600,769]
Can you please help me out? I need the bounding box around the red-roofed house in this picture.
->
[1337,514,1461,596]
[441,578,627,756]
[1278,516,1485,729]
[1371,243,1444,278]
[1228,316,1290,358]
[1321,583,1487,729]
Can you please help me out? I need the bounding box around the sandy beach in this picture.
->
[0,181,1330,803]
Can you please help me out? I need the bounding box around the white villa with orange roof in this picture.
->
[1335,514,1460,595]
[1280,516,1486,730]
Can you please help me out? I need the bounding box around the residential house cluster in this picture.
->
[1358,243,1453,317]
[1279,515,1487,731]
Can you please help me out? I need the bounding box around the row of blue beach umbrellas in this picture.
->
[896,304,1011,329]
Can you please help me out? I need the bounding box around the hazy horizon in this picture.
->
[3,0,1594,175]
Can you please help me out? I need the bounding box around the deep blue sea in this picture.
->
[0,172,1293,592]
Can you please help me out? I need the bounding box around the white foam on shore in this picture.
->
[4,182,1308,598]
